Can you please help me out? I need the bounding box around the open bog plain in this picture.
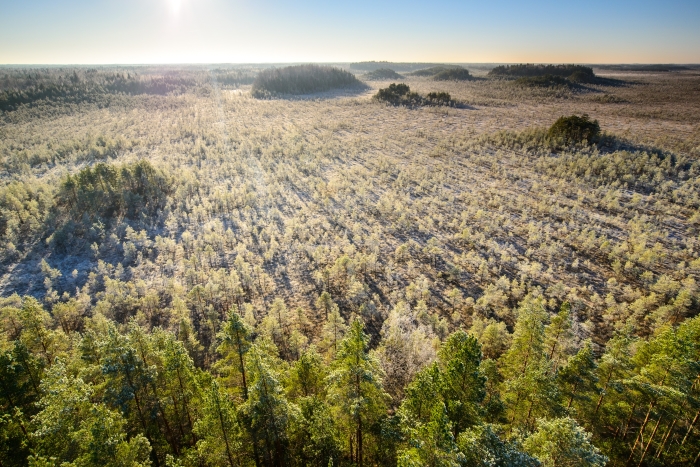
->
[1,64,700,466]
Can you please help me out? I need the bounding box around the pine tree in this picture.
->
[243,345,297,467]
[216,308,253,400]
[543,301,574,374]
[457,424,539,467]
[327,318,388,466]
[320,307,347,361]
[557,340,598,414]
[437,331,485,435]
[499,297,560,430]
[523,417,607,467]
[30,362,151,467]
[397,403,462,467]
[194,378,245,467]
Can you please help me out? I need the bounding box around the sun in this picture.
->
[168,0,183,14]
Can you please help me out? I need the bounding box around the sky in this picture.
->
[1,0,699,65]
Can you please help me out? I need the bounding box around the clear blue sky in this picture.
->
[1,0,699,64]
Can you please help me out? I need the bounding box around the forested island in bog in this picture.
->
[1,62,700,467]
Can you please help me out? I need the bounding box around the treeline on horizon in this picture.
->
[0,68,257,112]
[350,62,456,72]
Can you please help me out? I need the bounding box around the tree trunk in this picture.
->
[637,416,662,467]
[628,402,654,463]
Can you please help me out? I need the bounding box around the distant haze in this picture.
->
[1,0,699,64]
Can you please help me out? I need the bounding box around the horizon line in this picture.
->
[1,61,700,67]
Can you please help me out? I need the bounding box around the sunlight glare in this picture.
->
[169,0,183,15]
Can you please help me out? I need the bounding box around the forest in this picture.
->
[1,63,700,467]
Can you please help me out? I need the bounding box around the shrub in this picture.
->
[375,84,457,108]
[548,115,601,145]
[374,83,414,105]
[426,92,452,103]
[251,65,362,97]
[432,68,472,81]
[363,69,403,81]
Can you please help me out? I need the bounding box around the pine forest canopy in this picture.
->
[1,63,700,467]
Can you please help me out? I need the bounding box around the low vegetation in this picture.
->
[251,65,363,97]
[362,68,403,81]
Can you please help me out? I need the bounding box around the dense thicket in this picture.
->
[547,115,601,146]
[374,83,457,107]
[489,64,595,81]
[251,65,362,97]
[433,68,473,81]
[363,68,403,81]
[515,75,575,88]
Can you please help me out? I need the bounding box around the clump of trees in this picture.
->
[56,160,170,221]
[374,83,421,106]
[375,84,457,107]
[251,65,363,97]
[363,68,403,81]
[432,68,473,81]
[489,64,595,81]
[48,160,172,248]
[426,91,452,104]
[410,66,464,77]
[548,115,601,146]
[515,75,574,88]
